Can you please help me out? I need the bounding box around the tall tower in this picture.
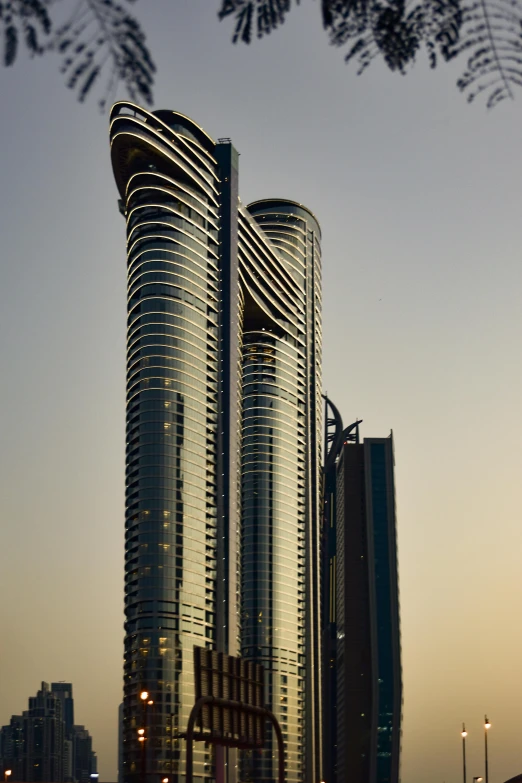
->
[50,684,74,782]
[110,103,323,783]
[23,683,64,783]
[243,201,323,783]
[322,400,402,783]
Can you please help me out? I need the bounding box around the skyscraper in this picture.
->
[323,399,402,783]
[23,682,64,783]
[109,102,323,783]
[51,684,74,782]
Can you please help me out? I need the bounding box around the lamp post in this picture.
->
[461,724,468,783]
[484,716,491,783]
[4,770,12,782]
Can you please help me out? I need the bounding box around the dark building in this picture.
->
[109,102,323,783]
[322,399,402,783]
[0,683,95,783]
[50,684,74,782]
[0,715,24,781]
[72,727,96,783]
[23,682,64,783]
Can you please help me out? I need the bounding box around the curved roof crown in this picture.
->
[152,110,215,152]
[247,198,321,237]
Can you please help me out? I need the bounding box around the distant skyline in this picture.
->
[1,681,97,783]
[1,1,521,782]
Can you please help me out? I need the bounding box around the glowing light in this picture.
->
[138,729,145,735]
[485,716,491,730]
[140,691,149,700]
[461,731,467,738]
[138,737,145,743]
[147,700,154,705]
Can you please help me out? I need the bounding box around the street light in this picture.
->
[484,715,491,783]
[473,777,483,783]
[461,723,468,783]
[140,691,149,701]
[5,771,12,782]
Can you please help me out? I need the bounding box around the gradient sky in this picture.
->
[1,1,521,781]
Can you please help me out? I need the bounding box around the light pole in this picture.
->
[4,770,12,783]
[461,724,468,783]
[484,716,491,783]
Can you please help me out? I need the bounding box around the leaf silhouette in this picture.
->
[0,0,155,109]
[220,0,522,105]
[219,0,298,42]
[2,0,520,109]
[4,24,18,65]
[50,0,155,110]
[446,0,522,105]
[1,0,50,65]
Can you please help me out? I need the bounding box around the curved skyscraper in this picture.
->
[109,102,322,783]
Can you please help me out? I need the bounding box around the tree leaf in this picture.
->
[4,24,17,65]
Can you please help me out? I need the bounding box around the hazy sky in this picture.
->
[1,1,521,781]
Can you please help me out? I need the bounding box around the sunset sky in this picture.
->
[1,1,521,781]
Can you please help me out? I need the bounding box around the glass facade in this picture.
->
[246,203,323,783]
[241,334,305,783]
[110,104,323,783]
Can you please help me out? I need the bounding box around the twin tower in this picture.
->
[110,103,323,783]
